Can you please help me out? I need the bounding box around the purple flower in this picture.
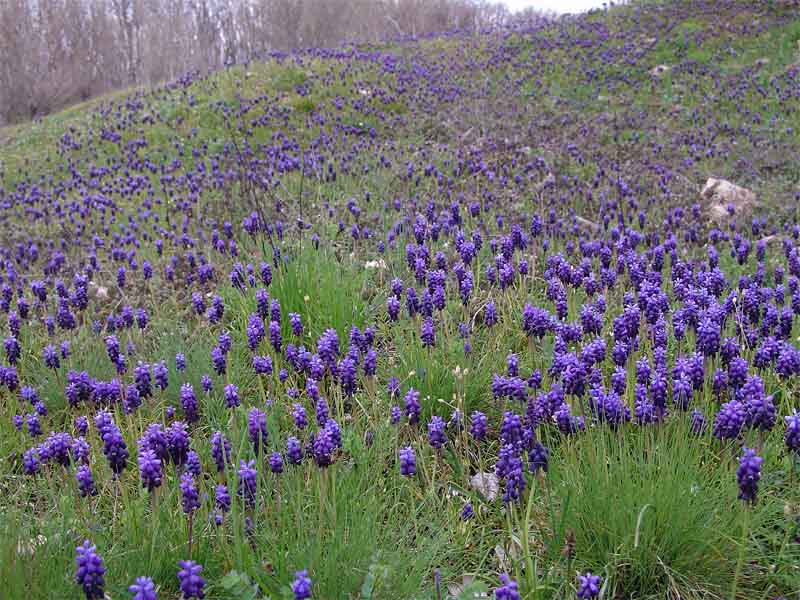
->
[287,436,303,465]
[102,423,129,476]
[167,421,190,466]
[313,427,336,468]
[485,302,498,327]
[404,388,421,425]
[289,312,304,336]
[421,317,435,347]
[247,314,265,351]
[180,472,200,514]
[4,335,21,364]
[500,411,523,445]
[427,416,447,449]
[76,464,97,497]
[215,484,231,514]
[138,448,162,492]
[211,347,227,375]
[129,576,157,600]
[224,383,239,408]
[248,408,269,453]
[522,304,553,338]
[269,451,284,474]
[737,447,763,504]
[180,383,199,424]
[186,450,202,476]
[177,560,205,599]
[576,571,602,598]
[75,540,105,600]
[399,446,416,476]
[507,353,519,377]
[43,344,60,369]
[713,400,746,440]
[75,416,89,436]
[237,459,258,506]
[269,320,282,352]
[496,444,525,503]
[528,442,549,474]
[292,403,308,429]
[134,362,152,398]
[495,574,520,600]
[23,447,40,475]
[461,502,475,520]
[785,411,800,453]
[292,570,312,600]
[339,356,357,396]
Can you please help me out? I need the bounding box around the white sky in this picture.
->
[503,0,609,14]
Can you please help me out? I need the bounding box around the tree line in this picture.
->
[0,0,525,126]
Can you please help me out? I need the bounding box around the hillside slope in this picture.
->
[2,1,800,599]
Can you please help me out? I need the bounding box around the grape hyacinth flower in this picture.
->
[215,484,231,515]
[224,383,239,408]
[713,400,746,440]
[528,442,550,474]
[138,448,162,492]
[399,446,416,476]
[186,450,202,477]
[421,317,435,347]
[495,574,520,600]
[211,431,231,472]
[76,464,98,497]
[292,403,308,429]
[238,459,258,507]
[313,427,336,468]
[102,423,129,476]
[180,383,199,424]
[292,570,312,600]
[427,416,447,449]
[180,472,200,514]
[785,411,800,454]
[289,312,303,336]
[177,560,205,599]
[23,447,40,475]
[470,411,488,440]
[129,576,157,600]
[287,436,303,465]
[269,451,284,474]
[737,447,763,504]
[247,408,268,453]
[404,388,421,425]
[75,540,105,600]
[576,572,602,598]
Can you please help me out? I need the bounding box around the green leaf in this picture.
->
[454,581,489,599]
[220,570,262,600]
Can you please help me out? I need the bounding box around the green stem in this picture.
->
[522,476,538,597]
[731,508,751,600]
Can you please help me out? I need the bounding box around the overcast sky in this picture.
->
[503,0,609,14]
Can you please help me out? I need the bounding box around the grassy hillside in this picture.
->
[2,1,800,599]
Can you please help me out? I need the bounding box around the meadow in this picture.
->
[2,0,800,598]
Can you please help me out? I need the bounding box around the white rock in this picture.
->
[470,472,499,501]
[701,178,758,222]
[649,64,672,77]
